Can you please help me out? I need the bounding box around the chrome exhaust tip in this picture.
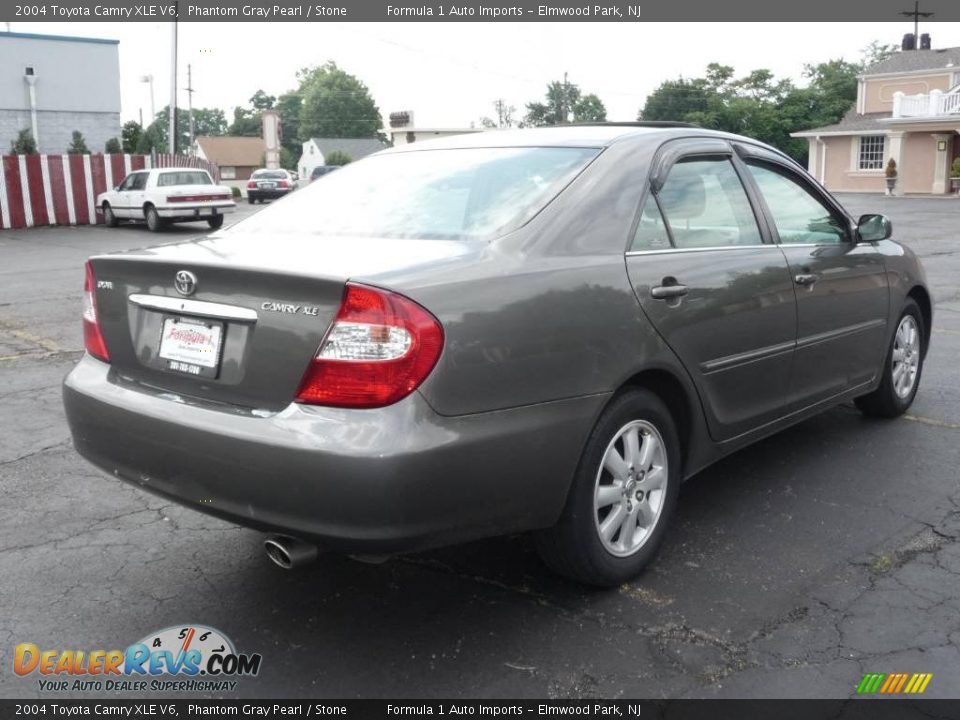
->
[264,535,318,570]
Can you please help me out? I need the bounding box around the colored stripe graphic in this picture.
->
[858,672,932,695]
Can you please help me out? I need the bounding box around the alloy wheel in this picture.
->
[891,315,920,399]
[593,420,668,557]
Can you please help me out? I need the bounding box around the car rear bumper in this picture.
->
[156,203,235,219]
[247,189,293,200]
[63,355,605,553]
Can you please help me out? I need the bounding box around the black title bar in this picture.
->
[3,0,960,21]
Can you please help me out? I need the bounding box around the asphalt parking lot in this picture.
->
[1,194,959,699]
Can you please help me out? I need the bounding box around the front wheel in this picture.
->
[855,299,925,418]
[207,215,224,230]
[144,205,164,233]
[535,389,681,586]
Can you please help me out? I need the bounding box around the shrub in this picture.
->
[67,131,90,155]
[104,138,122,154]
[884,158,898,178]
[324,150,352,166]
[951,158,960,178]
[231,186,241,199]
[11,128,38,154]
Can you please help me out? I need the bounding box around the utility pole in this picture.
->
[562,72,569,124]
[900,1,934,49]
[186,63,195,154]
[169,19,178,154]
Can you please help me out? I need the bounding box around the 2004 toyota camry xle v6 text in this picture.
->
[63,124,931,586]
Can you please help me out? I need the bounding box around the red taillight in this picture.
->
[295,283,444,408]
[247,180,256,189]
[82,261,110,362]
[278,180,289,188]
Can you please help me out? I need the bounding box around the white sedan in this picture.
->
[96,168,236,232]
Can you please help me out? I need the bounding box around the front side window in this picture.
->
[157,171,213,187]
[651,157,763,249]
[746,161,849,244]
[233,147,599,240]
[130,173,148,191]
[117,174,136,191]
[857,135,885,170]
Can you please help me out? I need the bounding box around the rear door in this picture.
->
[626,139,797,442]
[737,147,889,409]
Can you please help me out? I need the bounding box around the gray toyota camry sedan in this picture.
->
[63,124,931,586]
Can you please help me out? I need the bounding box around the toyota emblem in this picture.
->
[174,270,198,296]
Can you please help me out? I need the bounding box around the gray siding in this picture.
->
[0,33,121,153]
[1,109,121,154]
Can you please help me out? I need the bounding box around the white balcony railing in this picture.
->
[892,90,960,118]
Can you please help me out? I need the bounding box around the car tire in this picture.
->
[145,205,164,233]
[855,298,925,418]
[207,215,225,230]
[247,197,255,205]
[535,388,681,586]
[102,203,119,228]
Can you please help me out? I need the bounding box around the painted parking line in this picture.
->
[932,327,960,336]
[904,414,960,430]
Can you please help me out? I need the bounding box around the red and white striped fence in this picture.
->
[0,153,220,230]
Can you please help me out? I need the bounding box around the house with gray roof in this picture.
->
[792,40,960,195]
[296,137,388,181]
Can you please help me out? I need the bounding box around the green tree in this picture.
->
[323,150,352,166]
[276,91,303,158]
[104,137,122,153]
[298,62,382,139]
[11,128,38,154]
[525,77,607,126]
[250,89,276,110]
[121,121,142,153]
[67,131,90,154]
[135,123,163,154]
[574,93,606,122]
[228,106,261,137]
[148,106,228,153]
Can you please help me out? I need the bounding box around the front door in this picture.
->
[740,155,889,409]
[626,146,797,442]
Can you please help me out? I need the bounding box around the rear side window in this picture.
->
[650,157,762,249]
[234,147,599,240]
[745,162,849,244]
[157,171,213,187]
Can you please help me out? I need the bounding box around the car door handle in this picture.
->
[794,273,819,286]
[651,284,689,300]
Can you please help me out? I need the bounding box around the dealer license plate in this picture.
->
[159,317,223,373]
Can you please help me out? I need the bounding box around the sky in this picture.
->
[9,21,960,129]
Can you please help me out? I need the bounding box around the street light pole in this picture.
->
[140,74,155,121]
[169,20,178,154]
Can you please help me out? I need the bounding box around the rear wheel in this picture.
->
[144,205,164,233]
[207,215,224,230]
[855,299,925,418]
[247,197,255,205]
[535,389,681,586]
[102,203,119,228]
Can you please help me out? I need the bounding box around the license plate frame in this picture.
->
[158,316,224,378]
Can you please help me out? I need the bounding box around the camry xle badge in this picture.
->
[261,302,320,316]
[174,270,198,296]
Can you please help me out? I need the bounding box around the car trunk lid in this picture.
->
[88,232,473,411]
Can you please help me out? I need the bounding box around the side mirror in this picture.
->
[856,214,892,243]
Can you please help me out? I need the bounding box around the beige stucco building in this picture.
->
[793,46,960,195]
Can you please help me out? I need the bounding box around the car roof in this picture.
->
[383,123,715,153]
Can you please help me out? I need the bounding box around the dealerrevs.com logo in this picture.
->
[14,625,262,693]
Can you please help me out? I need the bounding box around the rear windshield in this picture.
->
[234,147,599,240]
[252,170,287,179]
[157,171,213,187]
